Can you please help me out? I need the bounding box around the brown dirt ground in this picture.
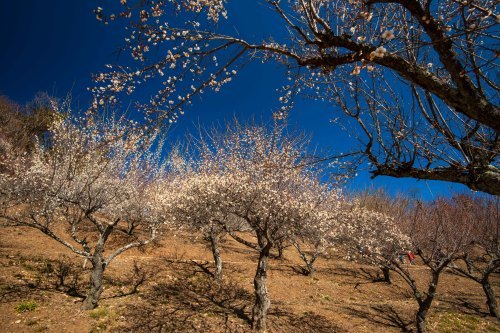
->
[0,226,498,333]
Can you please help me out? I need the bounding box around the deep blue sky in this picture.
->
[0,0,473,199]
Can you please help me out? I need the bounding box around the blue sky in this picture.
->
[0,1,474,200]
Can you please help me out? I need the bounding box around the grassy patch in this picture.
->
[89,306,119,332]
[15,300,38,313]
[433,312,499,333]
[89,307,109,320]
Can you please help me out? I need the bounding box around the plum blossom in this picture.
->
[370,46,387,59]
[381,30,395,40]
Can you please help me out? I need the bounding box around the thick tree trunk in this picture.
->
[373,164,500,196]
[415,298,434,333]
[252,236,272,332]
[415,307,428,333]
[81,222,116,310]
[82,255,105,310]
[482,278,499,319]
[305,250,321,276]
[381,266,391,284]
[210,231,223,281]
[414,269,441,333]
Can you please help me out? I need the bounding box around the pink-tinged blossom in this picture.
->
[381,30,395,40]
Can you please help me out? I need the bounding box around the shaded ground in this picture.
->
[0,226,498,332]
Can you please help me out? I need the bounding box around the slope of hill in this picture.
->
[0,226,498,333]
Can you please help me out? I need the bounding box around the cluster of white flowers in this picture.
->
[160,122,409,260]
[0,111,171,261]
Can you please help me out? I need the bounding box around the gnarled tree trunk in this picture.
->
[81,224,114,310]
[82,252,106,310]
[292,240,322,276]
[209,229,223,281]
[451,257,499,319]
[415,304,430,333]
[276,240,285,260]
[414,268,442,333]
[482,277,499,319]
[252,233,272,332]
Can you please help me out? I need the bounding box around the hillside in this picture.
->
[0,226,498,333]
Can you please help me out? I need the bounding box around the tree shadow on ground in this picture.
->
[329,266,380,281]
[221,244,257,257]
[112,272,251,333]
[0,254,163,304]
[189,259,216,277]
[326,267,395,293]
[102,260,162,300]
[345,304,413,332]
[267,308,345,333]
[0,254,88,302]
[113,267,344,333]
[440,297,490,317]
[287,264,311,276]
[269,262,331,278]
[161,256,246,278]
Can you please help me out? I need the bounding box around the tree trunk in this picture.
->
[415,298,434,333]
[210,230,223,281]
[306,261,315,276]
[252,236,272,332]
[81,223,115,310]
[82,255,105,310]
[126,221,136,235]
[414,269,441,333]
[292,241,320,276]
[276,241,284,260]
[381,266,391,284]
[482,278,499,319]
[415,307,428,333]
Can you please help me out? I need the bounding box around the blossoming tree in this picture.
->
[169,170,230,281]
[168,121,344,331]
[352,188,413,283]
[93,0,499,195]
[348,195,482,333]
[0,112,168,310]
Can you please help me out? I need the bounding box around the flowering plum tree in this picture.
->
[290,226,334,276]
[337,200,410,269]
[162,140,231,281]
[352,188,413,283]
[168,121,343,331]
[169,171,229,281]
[289,188,348,276]
[93,0,499,195]
[0,112,168,310]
